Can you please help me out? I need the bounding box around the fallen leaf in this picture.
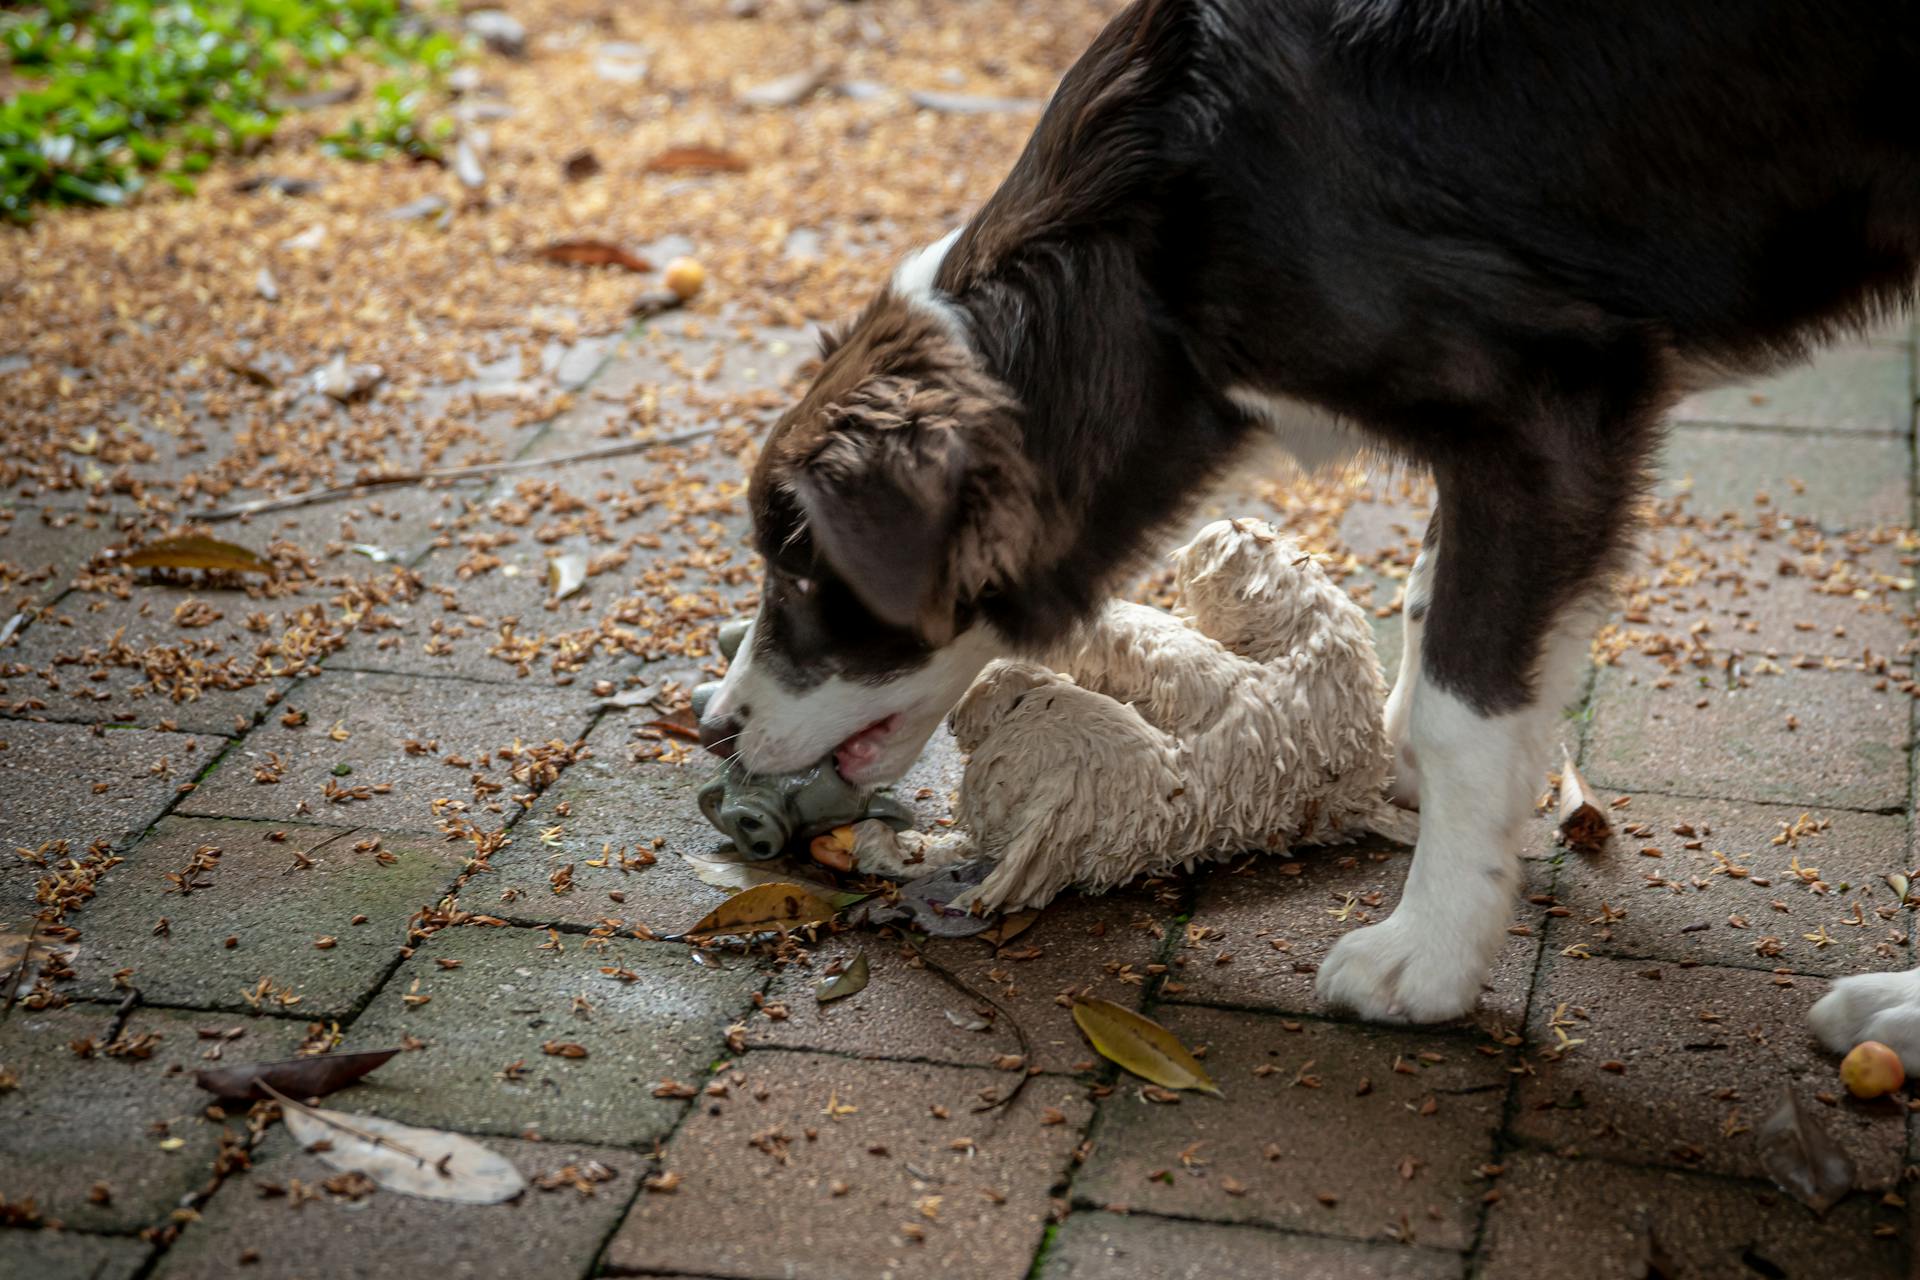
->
[195,1049,399,1100]
[738,67,827,108]
[1071,997,1222,1097]
[385,195,450,222]
[1556,747,1611,854]
[310,354,384,403]
[1757,1088,1855,1213]
[281,1101,524,1204]
[121,534,272,576]
[542,1041,589,1059]
[680,848,844,898]
[682,881,840,941]
[535,240,653,272]
[453,138,486,190]
[815,951,869,1003]
[548,552,588,600]
[978,909,1040,948]
[908,90,1045,114]
[644,145,749,174]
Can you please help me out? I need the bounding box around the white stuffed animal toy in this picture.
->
[836,517,1413,913]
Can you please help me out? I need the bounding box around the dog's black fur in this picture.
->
[730,0,1919,749]
[908,0,1920,714]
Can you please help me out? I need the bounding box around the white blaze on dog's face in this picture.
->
[701,260,1040,785]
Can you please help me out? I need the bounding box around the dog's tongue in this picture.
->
[834,714,898,777]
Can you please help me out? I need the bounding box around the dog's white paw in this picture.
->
[1316,916,1486,1023]
[1808,968,1920,1064]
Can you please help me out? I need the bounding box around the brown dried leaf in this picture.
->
[121,534,272,576]
[195,1049,399,1100]
[535,240,653,273]
[683,882,840,940]
[1557,747,1611,854]
[644,145,749,174]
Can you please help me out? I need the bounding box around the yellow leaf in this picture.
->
[977,909,1040,948]
[1071,997,1221,1097]
[683,881,840,941]
[121,534,272,576]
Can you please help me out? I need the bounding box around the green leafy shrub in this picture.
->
[0,0,459,223]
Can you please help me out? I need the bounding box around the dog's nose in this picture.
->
[698,714,743,760]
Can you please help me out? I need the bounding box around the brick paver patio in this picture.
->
[4,319,1914,1278]
[4,3,1919,1272]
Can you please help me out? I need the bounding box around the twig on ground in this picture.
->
[904,937,1035,1114]
[198,426,725,522]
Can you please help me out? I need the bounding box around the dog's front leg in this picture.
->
[1318,441,1631,1022]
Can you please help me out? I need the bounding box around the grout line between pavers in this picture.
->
[1060,1201,1474,1265]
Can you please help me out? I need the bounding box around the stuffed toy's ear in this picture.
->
[789,417,967,644]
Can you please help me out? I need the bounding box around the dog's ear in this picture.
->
[789,403,969,644]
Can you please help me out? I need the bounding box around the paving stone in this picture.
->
[527,315,819,457]
[328,433,757,683]
[1045,1212,1463,1280]
[1166,833,1552,1029]
[176,669,598,834]
[1616,524,1913,664]
[1513,954,1906,1187]
[1542,793,1909,977]
[1072,1005,1508,1250]
[489,720,966,934]
[155,1131,635,1280]
[2,594,290,734]
[604,1049,1089,1280]
[751,883,1174,1074]
[1672,344,1912,434]
[66,817,464,1016]
[1475,1151,1904,1280]
[0,720,216,917]
[0,1006,305,1232]
[1581,663,1910,811]
[0,1230,152,1280]
[1655,424,1914,532]
[0,506,116,613]
[340,923,756,1145]
[1,497,445,732]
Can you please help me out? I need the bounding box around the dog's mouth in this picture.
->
[833,713,901,781]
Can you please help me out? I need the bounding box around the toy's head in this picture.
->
[691,618,915,859]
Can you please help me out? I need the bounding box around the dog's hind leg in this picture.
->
[1384,522,1438,810]
[1318,419,1637,1023]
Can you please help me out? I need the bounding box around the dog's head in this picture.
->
[698,282,1042,785]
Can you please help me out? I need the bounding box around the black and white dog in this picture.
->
[700,0,1920,1031]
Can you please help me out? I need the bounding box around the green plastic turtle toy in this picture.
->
[690,619,915,860]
